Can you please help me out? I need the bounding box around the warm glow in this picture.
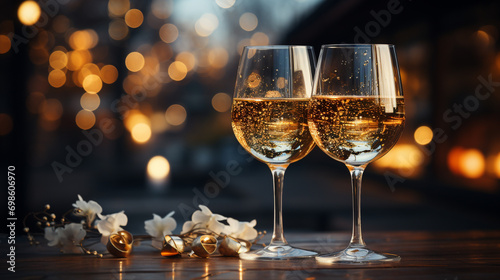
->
[108,0,130,17]
[18,1,41,25]
[250,32,269,46]
[109,19,129,41]
[208,47,229,69]
[247,72,261,88]
[458,149,485,179]
[49,51,68,69]
[0,113,14,136]
[152,41,173,62]
[239,13,258,32]
[150,112,169,133]
[100,65,118,84]
[176,52,196,71]
[78,63,101,85]
[41,98,63,121]
[52,15,70,33]
[125,9,143,28]
[124,110,150,131]
[159,23,178,44]
[414,125,433,145]
[447,147,464,175]
[151,0,172,19]
[216,0,236,9]
[475,30,491,47]
[48,69,66,88]
[374,144,424,172]
[125,52,145,72]
[0,35,11,54]
[75,109,96,130]
[165,104,187,126]
[67,50,92,71]
[82,74,103,94]
[131,123,152,143]
[80,92,100,111]
[494,153,500,178]
[168,61,187,81]
[122,74,143,95]
[195,13,219,37]
[147,156,170,181]
[69,30,98,50]
[142,56,160,75]
[212,92,232,112]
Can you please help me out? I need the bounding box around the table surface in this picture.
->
[4,230,500,279]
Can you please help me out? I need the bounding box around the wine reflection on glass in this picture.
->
[231,45,318,260]
[308,44,405,264]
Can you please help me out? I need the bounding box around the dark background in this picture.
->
[1,0,499,235]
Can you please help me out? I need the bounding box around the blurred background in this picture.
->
[1,0,499,234]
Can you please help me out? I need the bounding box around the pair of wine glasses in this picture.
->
[231,44,405,264]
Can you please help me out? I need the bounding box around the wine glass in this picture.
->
[308,44,405,264]
[231,45,318,260]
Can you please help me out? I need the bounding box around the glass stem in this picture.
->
[269,165,288,247]
[347,164,367,248]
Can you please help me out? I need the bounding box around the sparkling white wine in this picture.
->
[231,98,315,165]
[308,96,405,166]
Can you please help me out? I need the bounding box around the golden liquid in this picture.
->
[231,98,315,165]
[308,96,405,166]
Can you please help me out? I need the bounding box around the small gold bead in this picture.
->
[93,251,98,255]
[42,216,48,221]
[45,204,51,210]
[23,227,29,232]
[45,222,51,227]
[60,218,65,223]
[50,213,56,220]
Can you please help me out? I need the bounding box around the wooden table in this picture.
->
[5,231,500,279]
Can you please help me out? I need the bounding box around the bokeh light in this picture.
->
[69,29,98,50]
[18,1,41,26]
[151,0,173,19]
[216,0,236,9]
[458,149,485,179]
[0,113,13,136]
[75,109,96,130]
[67,50,92,71]
[211,92,232,112]
[239,13,258,31]
[49,50,68,69]
[100,65,118,84]
[48,69,67,88]
[80,92,100,111]
[165,104,187,126]
[195,13,219,37]
[176,52,196,71]
[82,74,103,94]
[131,123,152,143]
[125,52,145,72]
[125,9,144,28]
[494,153,500,178]
[168,61,187,81]
[108,0,130,17]
[250,32,269,45]
[124,110,150,131]
[208,47,229,69]
[52,15,70,33]
[147,155,170,181]
[0,35,11,54]
[109,19,129,41]
[414,125,433,145]
[159,23,178,43]
[41,98,63,121]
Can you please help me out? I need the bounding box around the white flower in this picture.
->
[96,211,128,245]
[227,218,258,240]
[44,223,86,254]
[181,205,227,235]
[72,194,102,226]
[144,211,177,249]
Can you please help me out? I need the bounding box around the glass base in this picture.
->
[239,245,318,260]
[316,247,400,264]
